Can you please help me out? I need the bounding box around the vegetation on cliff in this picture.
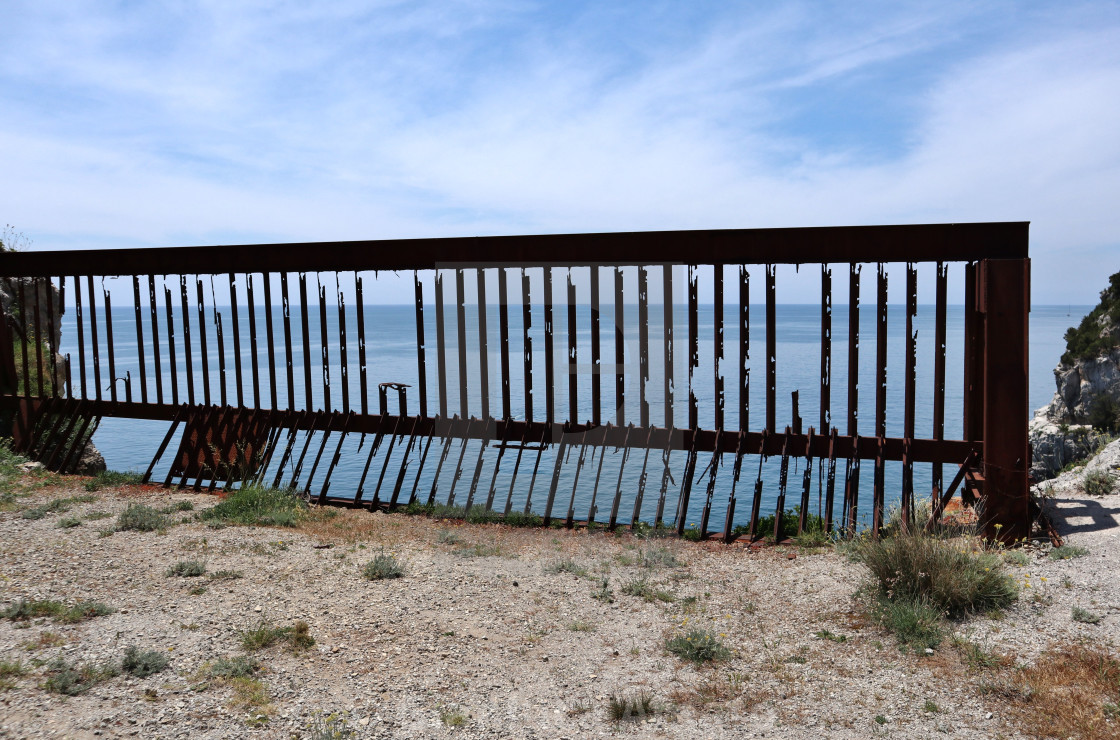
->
[1061,271,1120,365]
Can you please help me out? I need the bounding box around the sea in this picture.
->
[57,303,1084,530]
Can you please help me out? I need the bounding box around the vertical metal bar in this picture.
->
[215,310,226,408]
[435,272,448,418]
[748,431,768,540]
[608,424,635,531]
[246,274,260,409]
[410,273,424,418]
[654,426,674,527]
[164,287,178,404]
[389,416,423,508]
[498,269,511,419]
[903,263,918,525]
[357,274,371,416]
[132,277,147,403]
[456,269,469,420]
[824,428,837,532]
[477,269,490,420]
[875,264,887,439]
[873,436,886,536]
[299,274,313,411]
[798,428,815,534]
[87,276,101,401]
[675,431,699,536]
[521,426,549,515]
[544,267,554,426]
[74,277,86,399]
[565,429,589,526]
[484,422,513,512]
[196,279,210,407]
[269,274,283,410]
[845,434,861,533]
[772,430,790,541]
[664,266,674,430]
[566,271,578,423]
[32,281,44,398]
[847,265,861,436]
[228,274,243,407]
[765,265,776,433]
[932,262,948,501]
[739,266,749,433]
[820,266,832,433]
[699,430,722,538]
[179,277,194,405]
[722,431,745,542]
[318,278,331,411]
[587,423,612,523]
[714,264,724,430]
[148,276,162,404]
[337,277,349,415]
[638,267,649,428]
[521,269,533,422]
[47,276,59,398]
[542,429,569,526]
[102,284,116,402]
[630,427,655,528]
[614,267,625,426]
[688,265,698,430]
[590,266,601,425]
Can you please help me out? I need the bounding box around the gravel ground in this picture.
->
[1,450,1118,740]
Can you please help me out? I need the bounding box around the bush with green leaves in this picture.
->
[84,470,144,492]
[362,552,404,580]
[198,485,306,527]
[1,598,114,624]
[207,655,259,679]
[1061,271,1120,366]
[1083,469,1117,497]
[166,560,207,578]
[239,618,315,652]
[666,630,731,664]
[116,503,170,532]
[43,657,119,695]
[122,645,170,678]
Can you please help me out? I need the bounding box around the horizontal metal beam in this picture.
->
[0,223,1029,277]
[0,396,981,465]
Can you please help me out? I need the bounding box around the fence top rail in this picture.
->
[0,222,1028,277]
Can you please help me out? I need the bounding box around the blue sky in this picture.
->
[2,0,1119,304]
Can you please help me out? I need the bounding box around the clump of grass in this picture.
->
[1083,469,1116,497]
[166,560,207,578]
[567,620,596,632]
[639,547,682,569]
[0,598,114,624]
[1072,606,1102,624]
[208,569,243,581]
[814,629,848,643]
[666,630,731,665]
[850,531,1017,617]
[1001,645,1120,740]
[21,498,73,520]
[122,645,170,678]
[117,503,170,532]
[607,690,655,723]
[436,529,461,545]
[869,593,944,650]
[1003,550,1030,566]
[0,658,27,691]
[952,637,1003,670]
[57,515,83,529]
[545,559,589,577]
[922,699,939,713]
[305,711,355,739]
[198,485,306,527]
[440,706,468,727]
[207,655,259,679]
[621,577,676,603]
[591,578,614,603]
[453,542,502,558]
[43,657,119,695]
[1050,545,1090,560]
[734,506,826,541]
[239,619,315,652]
[362,552,404,580]
[84,470,144,492]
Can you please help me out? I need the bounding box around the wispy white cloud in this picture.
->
[1,1,1118,302]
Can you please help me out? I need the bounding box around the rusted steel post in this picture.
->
[74,277,87,399]
[544,267,554,425]
[979,258,1030,544]
[164,287,178,404]
[566,271,578,424]
[963,262,984,443]
[663,266,674,429]
[148,276,163,404]
[100,286,117,401]
[132,276,147,403]
[87,276,101,401]
[229,274,243,407]
[820,266,831,433]
[614,267,625,426]
[435,273,448,418]
[521,269,533,422]
[246,274,259,408]
[714,264,724,430]
[638,266,649,428]
[215,310,226,408]
[498,269,511,420]
[847,265,860,435]
[32,281,44,398]
[456,269,468,419]
[336,278,348,415]
[722,430,745,543]
[195,279,210,407]
[765,264,776,433]
[688,265,699,430]
[477,269,490,421]
[318,279,331,412]
[903,264,918,525]
[591,266,601,425]
[631,426,655,528]
[875,264,887,439]
[932,263,948,501]
[411,273,425,418]
[740,266,749,433]
[298,274,313,411]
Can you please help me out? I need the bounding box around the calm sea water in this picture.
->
[60,303,1083,529]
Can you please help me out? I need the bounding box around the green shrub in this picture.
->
[666,630,731,664]
[239,619,315,652]
[207,655,259,679]
[1083,469,1117,497]
[116,503,170,532]
[1061,272,1120,365]
[733,506,826,541]
[871,594,945,650]
[544,559,589,577]
[56,600,115,624]
[21,498,72,520]
[166,560,207,578]
[57,515,83,529]
[1049,545,1090,560]
[1072,606,1102,624]
[208,569,243,581]
[607,690,655,723]
[43,657,119,695]
[850,532,1017,617]
[122,646,170,678]
[639,546,683,569]
[362,552,404,580]
[198,485,305,527]
[1,598,114,623]
[621,577,675,603]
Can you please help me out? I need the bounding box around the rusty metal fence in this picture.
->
[0,223,1030,542]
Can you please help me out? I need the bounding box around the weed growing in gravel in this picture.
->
[436,529,462,545]
[198,485,306,527]
[566,620,596,632]
[117,503,170,532]
[922,699,939,713]
[952,637,1003,670]
[621,576,676,603]
[666,630,731,665]
[362,551,404,580]
[166,560,207,578]
[1003,550,1030,566]
[591,578,615,603]
[239,619,315,653]
[207,655,260,679]
[999,645,1120,740]
[305,711,355,739]
[1,599,114,624]
[1083,468,1116,497]
[639,547,683,569]
[0,658,27,691]
[869,593,944,650]
[21,498,73,520]
[851,531,1017,617]
[607,690,655,724]
[208,570,243,581]
[84,510,111,521]
[1072,606,1102,624]
[84,470,144,491]
[814,629,848,643]
[43,657,119,695]
[439,706,468,727]
[122,646,170,678]
[545,558,589,577]
[453,542,502,558]
[57,515,83,529]
[1049,545,1090,560]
